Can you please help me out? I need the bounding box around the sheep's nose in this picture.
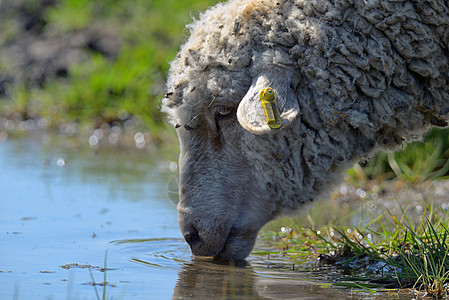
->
[183,227,200,247]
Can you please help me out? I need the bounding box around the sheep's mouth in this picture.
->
[213,227,257,261]
[213,229,236,260]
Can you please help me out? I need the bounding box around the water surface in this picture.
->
[0,137,184,299]
[0,137,411,299]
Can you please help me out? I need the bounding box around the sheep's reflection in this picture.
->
[172,257,351,300]
[173,258,264,299]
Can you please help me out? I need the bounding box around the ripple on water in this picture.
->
[110,238,191,270]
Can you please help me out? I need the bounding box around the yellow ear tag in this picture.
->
[259,87,282,129]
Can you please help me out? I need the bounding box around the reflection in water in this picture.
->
[172,257,359,300]
[115,237,355,299]
[173,259,260,299]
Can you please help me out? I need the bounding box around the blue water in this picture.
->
[0,137,187,299]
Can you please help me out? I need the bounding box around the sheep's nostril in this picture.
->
[183,228,200,247]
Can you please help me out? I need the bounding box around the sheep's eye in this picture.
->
[215,106,235,119]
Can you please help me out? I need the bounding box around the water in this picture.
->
[0,137,184,299]
[0,137,410,299]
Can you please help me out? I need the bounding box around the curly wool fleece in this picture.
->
[162,0,449,259]
[164,0,448,137]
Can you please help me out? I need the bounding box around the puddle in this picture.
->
[0,137,413,299]
[0,137,182,299]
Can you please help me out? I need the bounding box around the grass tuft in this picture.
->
[389,220,449,298]
[261,203,449,297]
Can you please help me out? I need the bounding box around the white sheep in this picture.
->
[162,0,449,260]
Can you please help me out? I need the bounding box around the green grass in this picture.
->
[388,218,449,298]
[0,0,221,142]
[88,250,113,300]
[261,203,449,297]
[45,0,95,31]
[347,128,449,187]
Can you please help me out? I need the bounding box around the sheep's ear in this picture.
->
[237,71,300,135]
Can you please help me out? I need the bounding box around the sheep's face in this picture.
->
[172,68,302,260]
[162,0,304,260]
[176,120,267,260]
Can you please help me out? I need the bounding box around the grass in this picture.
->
[389,219,449,298]
[347,128,449,189]
[88,250,111,300]
[0,0,221,143]
[261,202,449,298]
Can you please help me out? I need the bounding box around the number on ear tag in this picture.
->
[259,87,282,129]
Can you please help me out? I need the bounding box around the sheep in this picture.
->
[162,0,449,260]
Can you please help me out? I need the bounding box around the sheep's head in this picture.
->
[162,1,304,260]
[162,0,449,259]
[164,62,302,260]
